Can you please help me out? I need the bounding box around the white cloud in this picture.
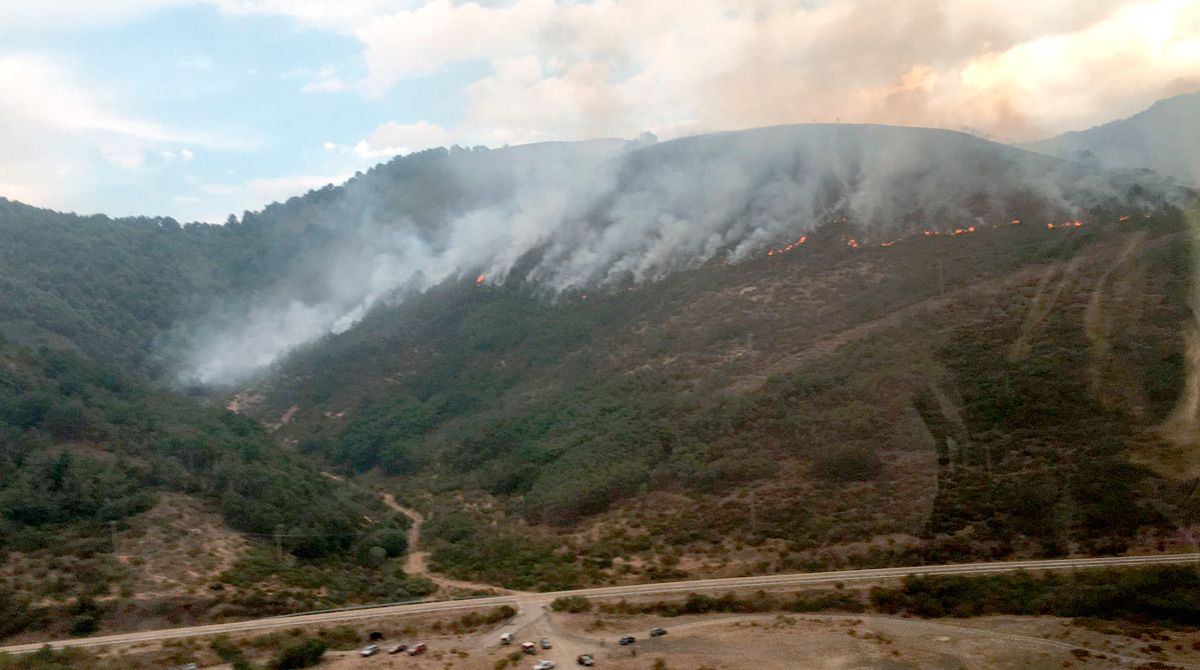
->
[0,53,202,207]
[229,0,1200,144]
[0,0,190,32]
[300,65,345,93]
[0,52,253,213]
[210,0,410,33]
[180,54,214,69]
[353,120,459,157]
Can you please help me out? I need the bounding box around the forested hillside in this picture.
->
[244,202,1199,590]
[1,120,1196,600]
[0,336,436,641]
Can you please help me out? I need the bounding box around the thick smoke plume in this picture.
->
[180,124,1175,385]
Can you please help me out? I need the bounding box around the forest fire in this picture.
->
[766,236,808,257]
[475,274,486,285]
[759,213,1138,261]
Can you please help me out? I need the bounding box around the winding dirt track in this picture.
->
[3,552,1198,655]
[377,493,521,595]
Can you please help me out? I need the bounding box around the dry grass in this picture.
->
[115,493,250,597]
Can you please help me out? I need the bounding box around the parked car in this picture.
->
[576,653,595,666]
[533,661,557,670]
[649,627,668,637]
[408,642,428,655]
[359,644,380,657]
[522,641,537,654]
[619,635,636,646]
[387,643,408,654]
[500,632,514,645]
[540,637,552,649]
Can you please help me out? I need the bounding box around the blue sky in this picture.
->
[1,0,1196,222]
[0,3,487,221]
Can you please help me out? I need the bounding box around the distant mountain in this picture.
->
[1022,92,1200,185]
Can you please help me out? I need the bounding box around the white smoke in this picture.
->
[180,124,1175,386]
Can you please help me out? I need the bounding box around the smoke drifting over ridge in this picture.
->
[181,124,1177,386]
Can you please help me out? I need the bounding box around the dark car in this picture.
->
[618,635,636,646]
[577,654,595,666]
[649,627,667,637]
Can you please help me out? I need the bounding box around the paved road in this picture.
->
[3,552,1197,655]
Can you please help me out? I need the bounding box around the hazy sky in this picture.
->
[1,0,1197,222]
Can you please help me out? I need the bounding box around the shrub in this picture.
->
[812,444,882,482]
[550,596,593,613]
[270,637,327,669]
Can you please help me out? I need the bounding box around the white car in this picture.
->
[359,644,380,657]
[533,661,557,670]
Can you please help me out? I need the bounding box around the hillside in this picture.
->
[0,120,1196,599]
[1022,92,1200,185]
[240,199,1199,590]
[1,125,1177,386]
[0,336,436,641]
[179,124,1181,386]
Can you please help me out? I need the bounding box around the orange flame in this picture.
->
[1011,219,1021,225]
[475,274,486,285]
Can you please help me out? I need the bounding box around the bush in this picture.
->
[812,444,882,482]
[550,595,592,613]
[0,586,34,640]
[869,566,1200,625]
[270,637,327,669]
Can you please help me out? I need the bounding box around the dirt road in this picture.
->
[377,493,520,595]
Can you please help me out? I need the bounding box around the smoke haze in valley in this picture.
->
[179,123,1180,386]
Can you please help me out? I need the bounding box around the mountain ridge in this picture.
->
[1021,91,1200,185]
